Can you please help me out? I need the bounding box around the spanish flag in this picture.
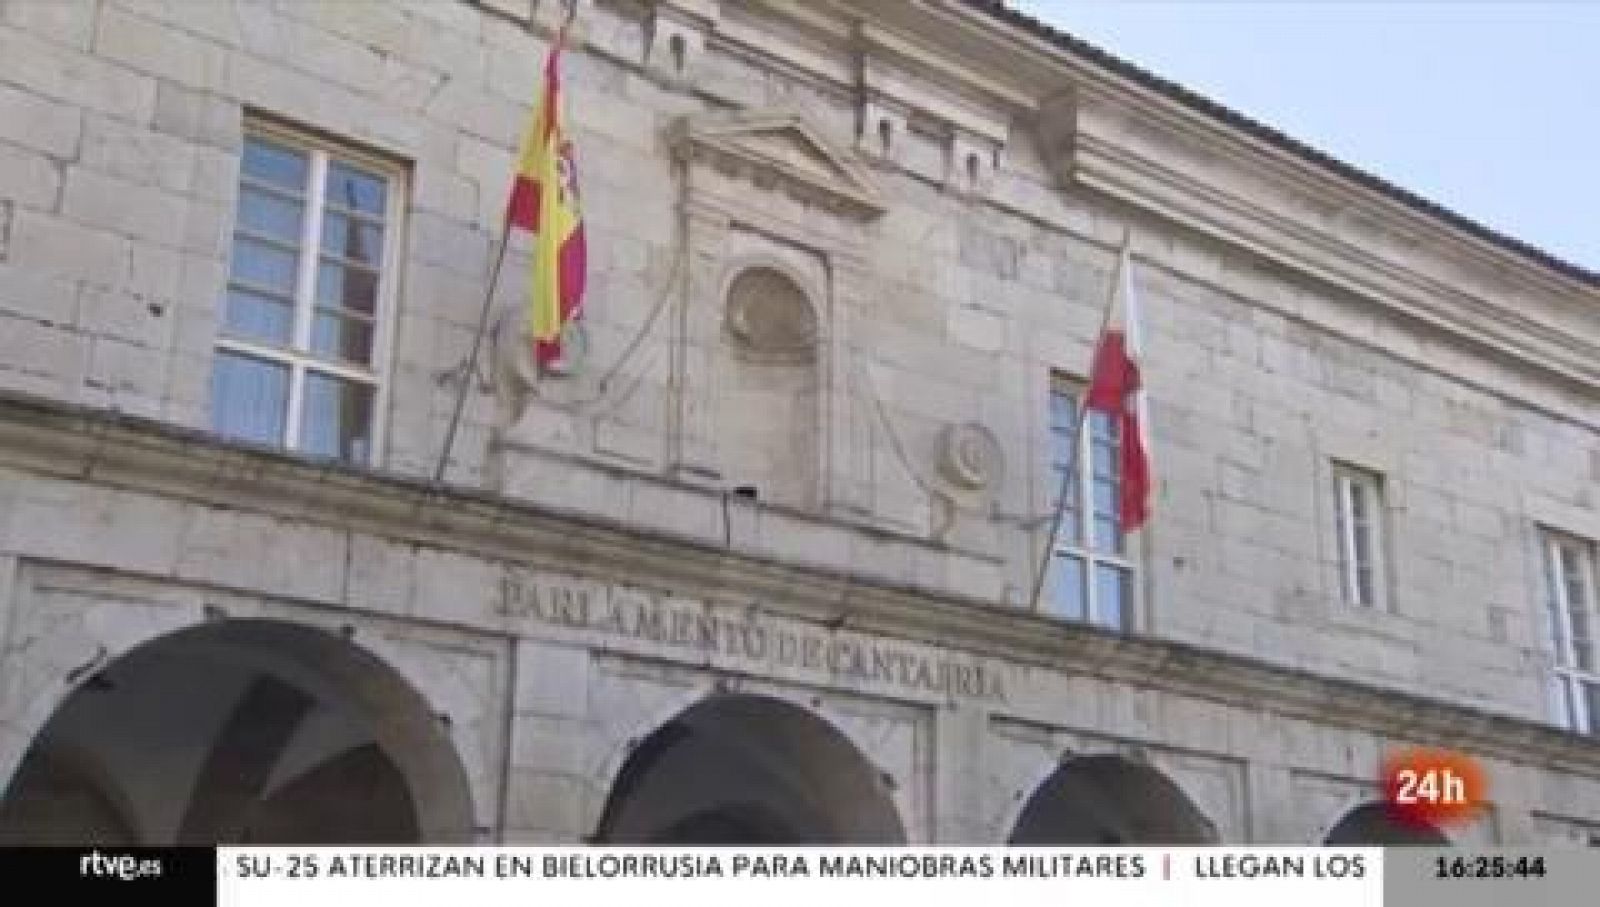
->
[506,26,586,367]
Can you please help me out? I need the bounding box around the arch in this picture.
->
[592,693,905,844]
[721,263,820,363]
[1322,801,1451,846]
[0,619,475,845]
[1008,755,1219,844]
[708,258,824,508]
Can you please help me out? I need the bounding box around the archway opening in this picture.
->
[0,620,474,845]
[1008,755,1218,844]
[1323,802,1451,846]
[594,693,904,845]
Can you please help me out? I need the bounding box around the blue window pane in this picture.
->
[1556,680,1579,731]
[1573,600,1592,641]
[1094,515,1123,554]
[237,187,304,243]
[1089,409,1115,441]
[320,212,385,266]
[327,161,387,215]
[1092,440,1116,480]
[210,351,288,446]
[231,237,299,295]
[1048,467,1081,545]
[300,371,374,464]
[1047,554,1086,622]
[316,260,378,315]
[1546,592,1567,654]
[1050,431,1077,470]
[242,138,308,192]
[1094,563,1130,630]
[1583,681,1600,737]
[1092,479,1117,518]
[1049,391,1077,431]
[1050,462,1077,496]
[222,288,293,346]
[311,311,375,366]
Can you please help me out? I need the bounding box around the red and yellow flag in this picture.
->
[506,27,586,367]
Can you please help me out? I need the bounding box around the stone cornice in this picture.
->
[1061,95,1600,393]
[816,1,1600,394]
[3,391,1599,776]
[894,0,1599,287]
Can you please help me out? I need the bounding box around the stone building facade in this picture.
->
[0,0,1597,847]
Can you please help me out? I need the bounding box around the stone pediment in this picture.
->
[669,109,886,219]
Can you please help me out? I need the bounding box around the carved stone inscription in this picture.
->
[498,573,1005,703]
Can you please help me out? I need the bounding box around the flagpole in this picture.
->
[433,1,578,484]
[433,224,514,483]
[1123,237,1158,633]
[1027,228,1133,612]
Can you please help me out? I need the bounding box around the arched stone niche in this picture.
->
[724,265,819,364]
[668,108,885,515]
[705,255,824,508]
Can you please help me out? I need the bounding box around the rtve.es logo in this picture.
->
[1381,747,1489,829]
[79,850,163,881]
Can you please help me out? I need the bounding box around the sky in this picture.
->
[1015,1,1600,273]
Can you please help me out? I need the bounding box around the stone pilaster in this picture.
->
[825,250,876,517]
[667,200,731,483]
[929,704,991,843]
[503,639,595,843]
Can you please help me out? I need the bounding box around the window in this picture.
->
[1043,377,1133,630]
[1542,531,1600,737]
[211,128,400,465]
[1332,463,1388,609]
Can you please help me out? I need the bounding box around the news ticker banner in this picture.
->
[0,847,1593,907]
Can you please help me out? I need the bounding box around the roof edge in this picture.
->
[960,0,1600,289]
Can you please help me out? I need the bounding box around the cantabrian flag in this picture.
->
[506,27,586,367]
[1085,235,1152,531]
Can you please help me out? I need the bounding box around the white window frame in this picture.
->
[213,120,405,466]
[1332,463,1389,611]
[1044,375,1136,631]
[1542,530,1599,736]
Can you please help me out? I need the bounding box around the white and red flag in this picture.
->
[1085,235,1152,532]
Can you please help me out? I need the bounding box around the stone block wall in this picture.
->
[0,405,1598,844]
[0,0,1595,736]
